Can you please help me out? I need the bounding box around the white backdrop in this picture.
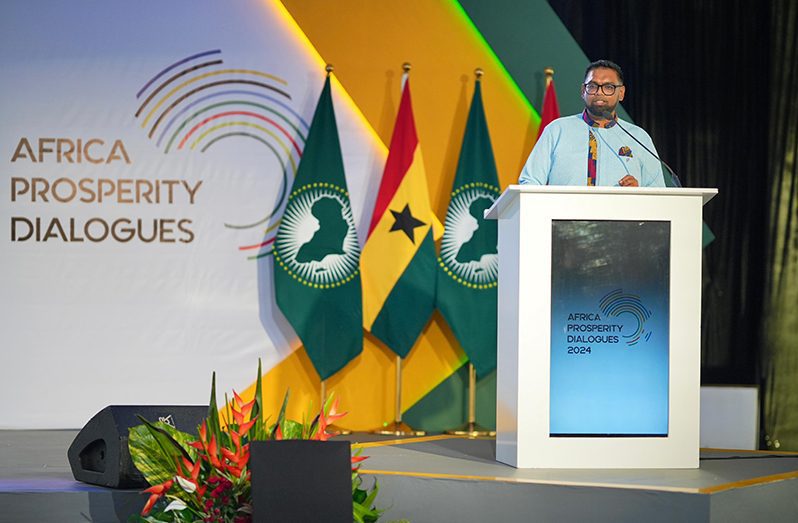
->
[0,0,384,428]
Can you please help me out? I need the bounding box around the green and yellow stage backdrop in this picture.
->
[1,0,595,430]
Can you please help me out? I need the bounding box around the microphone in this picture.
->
[615,120,682,187]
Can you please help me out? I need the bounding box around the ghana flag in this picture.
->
[272,74,362,380]
[436,79,500,377]
[360,78,442,358]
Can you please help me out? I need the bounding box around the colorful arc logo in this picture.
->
[599,289,653,346]
[133,49,308,260]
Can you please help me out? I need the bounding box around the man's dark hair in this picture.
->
[584,60,624,84]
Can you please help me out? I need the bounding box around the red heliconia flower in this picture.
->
[221,447,240,465]
[314,412,331,441]
[141,494,159,516]
[315,427,331,442]
[230,429,241,450]
[326,398,347,425]
[232,391,256,424]
[314,398,348,441]
[236,418,257,436]
[140,479,173,515]
[315,412,329,441]
[142,479,174,496]
[233,390,246,405]
[177,456,202,482]
[224,463,244,478]
[207,433,222,468]
[238,453,250,472]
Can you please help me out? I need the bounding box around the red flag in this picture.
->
[536,80,560,139]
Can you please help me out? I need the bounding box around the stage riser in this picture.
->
[0,491,142,523]
[369,475,798,523]
[709,481,798,522]
[3,431,798,522]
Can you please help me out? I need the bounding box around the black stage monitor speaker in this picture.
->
[67,405,207,488]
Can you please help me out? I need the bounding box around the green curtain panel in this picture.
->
[763,0,798,451]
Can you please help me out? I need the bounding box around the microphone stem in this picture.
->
[615,121,682,187]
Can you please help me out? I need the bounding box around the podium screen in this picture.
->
[549,220,670,437]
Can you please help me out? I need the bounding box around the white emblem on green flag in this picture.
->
[274,184,359,288]
[439,182,500,288]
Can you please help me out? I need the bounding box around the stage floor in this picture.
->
[2,430,797,522]
[353,434,798,522]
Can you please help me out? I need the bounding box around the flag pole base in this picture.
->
[445,421,495,438]
[372,421,426,437]
[327,424,352,436]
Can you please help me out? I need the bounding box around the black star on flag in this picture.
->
[389,203,426,244]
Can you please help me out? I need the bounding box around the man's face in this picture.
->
[581,67,625,119]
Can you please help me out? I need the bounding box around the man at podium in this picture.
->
[519,60,665,188]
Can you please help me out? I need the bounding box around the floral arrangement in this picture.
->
[127,360,382,523]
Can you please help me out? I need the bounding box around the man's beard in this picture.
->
[587,101,616,119]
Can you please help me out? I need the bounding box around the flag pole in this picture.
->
[373,354,425,435]
[444,68,496,438]
[371,61,426,438]
[314,64,348,438]
[544,66,554,87]
[400,61,411,88]
[445,362,495,437]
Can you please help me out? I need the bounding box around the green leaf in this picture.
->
[270,389,290,439]
[128,421,195,487]
[322,392,335,415]
[206,372,223,448]
[280,419,303,440]
[138,416,193,462]
[129,424,175,486]
[353,486,367,504]
[276,389,290,427]
[353,500,382,523]
[362,478,380,510]
[352,474,382,523]
[251,358,263,425]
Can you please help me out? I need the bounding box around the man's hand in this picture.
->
[618,175,639,187]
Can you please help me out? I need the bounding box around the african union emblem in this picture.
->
[439,182,500,288]
[273,183,359,288]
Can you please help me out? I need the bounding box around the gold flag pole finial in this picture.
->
[544,67,554,87]
[402,62,412,74]
[475,67,484,81]
[325,64,334,76]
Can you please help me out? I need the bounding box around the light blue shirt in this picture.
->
[519,114,666,187]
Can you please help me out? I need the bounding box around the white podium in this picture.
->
[485,185,717,469]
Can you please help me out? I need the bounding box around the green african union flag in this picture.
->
[273,75,362,380]
[436,80,500,377]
